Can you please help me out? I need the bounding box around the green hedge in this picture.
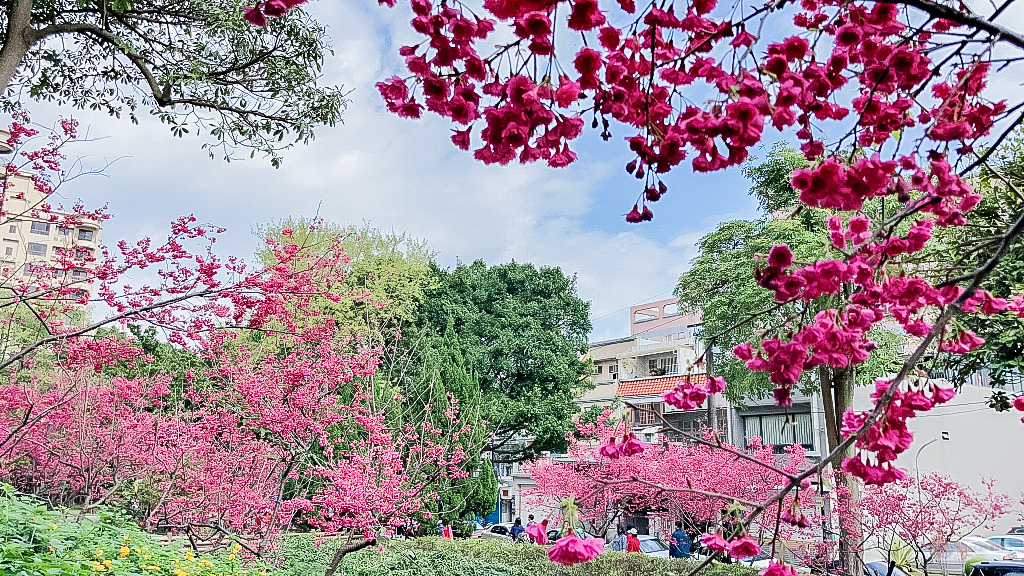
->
[280,536,763,576]
[0,484,281,576]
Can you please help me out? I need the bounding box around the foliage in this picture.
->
[409,260,592,460]
[0,0,345,163]
[0,484,281,576]
[0,219,472,555]
[527,413,817,543]
[279,535,762,576]
[931,130,1024,390]
[255,219,436,339]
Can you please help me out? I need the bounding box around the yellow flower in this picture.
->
[103,559,112,567]
[123,535,131,541]
[50,523,58,529]
[92,562,105,571]
[95,548,104,557]
[120,546,130,558]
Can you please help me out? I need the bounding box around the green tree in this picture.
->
[256,219,436,341]
[410,260,592,461]
[931,130,1024,401]
[0,0,345,163]
[423,324,496,521]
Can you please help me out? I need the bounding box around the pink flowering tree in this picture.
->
[858,473,1013,573]
[0,124,474,566]
[528,413,824,551]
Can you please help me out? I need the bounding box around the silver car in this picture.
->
[988,536,1024,556]
[926,537,1019,575]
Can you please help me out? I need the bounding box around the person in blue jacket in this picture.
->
[669,521,692,558]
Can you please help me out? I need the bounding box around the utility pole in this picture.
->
[706,339,717,435]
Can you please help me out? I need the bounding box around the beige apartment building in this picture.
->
[1,138,102,295]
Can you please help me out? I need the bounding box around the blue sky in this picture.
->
[20,0,774,342]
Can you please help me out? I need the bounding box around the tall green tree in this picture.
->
[410,260,592,461]
[0,0,345,163]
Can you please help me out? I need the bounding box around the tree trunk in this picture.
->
[823,366,863,576]
[0,0,35,95]
[324,536,376,576]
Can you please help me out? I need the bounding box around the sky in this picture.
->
[23,0,776,342]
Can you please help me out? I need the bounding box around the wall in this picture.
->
[853,383,1024,534]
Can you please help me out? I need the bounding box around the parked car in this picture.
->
[478,522,514,540]
[478,522,531,542]
[637,535,670,558]
[546,529,592,543]
[925,538,1019,575]
[1009,528,1024,536]
[970,561,1024,576]
[467,521,488,539]
[989,536,1024,556]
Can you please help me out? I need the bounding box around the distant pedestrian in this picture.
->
[626,528,641,553]
[527,514,536,527]
[611,525,626,552]
[510,518,525,540]
[670,521,692,558]
[438,520,454,539]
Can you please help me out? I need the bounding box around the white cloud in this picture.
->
[14,0,755,342]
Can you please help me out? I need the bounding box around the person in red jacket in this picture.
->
[626,527,641,553]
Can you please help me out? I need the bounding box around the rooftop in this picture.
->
[617,373,707,398]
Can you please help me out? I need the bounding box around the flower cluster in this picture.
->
[840,377,956,484]
[597,431,644,459]
[546,530,604,565]
[662,375,726,410]
[699,532,761,558]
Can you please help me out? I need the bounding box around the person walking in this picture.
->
[611,525,627,552]
[669,521,692,558]
[626,527,641,553]
[526,514,536,527]
[510,518,525,541]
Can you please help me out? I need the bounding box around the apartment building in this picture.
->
[0,151,101,295]
[583,297,830,456]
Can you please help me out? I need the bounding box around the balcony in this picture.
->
[631,334,693,353]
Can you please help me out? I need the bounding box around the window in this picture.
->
[58,227,70,236]
[596,365,603,374]
[633,402,662,426]
[30,222,51,235]
[1005,538,1024,548]
[648,354,678,376]
[24,264,44,277]
[8,223,17,233]
[77,229,95,241]
[4,247,11,256]
[743,412,814,452]
[71,269,88,281]
[75,247,92,259]
[26,242,47,257]
[609,363,618,379]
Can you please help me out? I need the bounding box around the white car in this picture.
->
[988,536,1024,556]
[637,535,670,558]
[925,537,1019,575]
[477,522,529,542]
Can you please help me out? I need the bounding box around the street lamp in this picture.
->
[914,434,948,502]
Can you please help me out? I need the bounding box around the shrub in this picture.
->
[279,535,762,576]
[0,484,281,576]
